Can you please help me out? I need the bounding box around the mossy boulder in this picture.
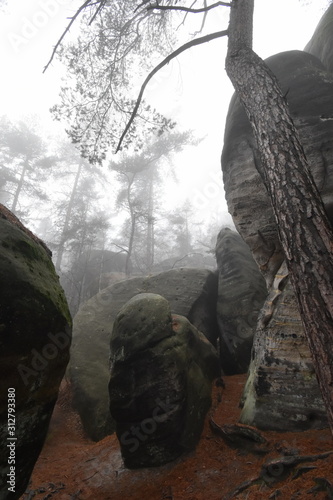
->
[109,293,220,469]
[70,268,218,441]
[0,206,72,499]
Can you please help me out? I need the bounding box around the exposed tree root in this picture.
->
[209,418,269,454]
[224,450,333,499]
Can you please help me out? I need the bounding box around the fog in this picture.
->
[0,0,329,313]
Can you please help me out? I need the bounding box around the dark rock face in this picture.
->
[0,207,72,499]
[305,4,333,72]
[215,228,267,374]
[70,268,219,441]
[109,293,220,468]
[222,48,333,430]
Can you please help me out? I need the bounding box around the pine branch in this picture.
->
[146,2,231,14]
[116,29,228,152]
[43,0,101,73]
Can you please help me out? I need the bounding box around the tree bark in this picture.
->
[226,0,333,432]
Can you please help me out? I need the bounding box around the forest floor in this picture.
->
[20,375,333,500]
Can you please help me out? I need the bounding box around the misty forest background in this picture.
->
[0,0,329,317]
[0,113,223,315]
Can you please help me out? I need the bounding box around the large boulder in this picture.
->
[70,268,218,441]
[222,48,333,430]
[0,205,72,499]
[305,4,333,72]
[215,228,267,374]
[109,293,220,468]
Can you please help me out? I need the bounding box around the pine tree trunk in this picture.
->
[56,159,84,270]
[146,177,154,273]
[126,212,135,278]
[11,159,29,213]
[226,0,333,432]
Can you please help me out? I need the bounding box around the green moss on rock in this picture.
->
[0,215,72,499]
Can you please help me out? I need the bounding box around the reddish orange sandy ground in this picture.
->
[21,375,333,500]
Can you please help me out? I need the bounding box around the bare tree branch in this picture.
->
[116,29,228,152]
[146,2,231,14]
[89,0,107,24]
[197,0,209,34]
[177,0,198,30]
[43,0,102,73]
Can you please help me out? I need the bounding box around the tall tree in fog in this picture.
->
[0,116,54,218]
[48,1,333,432]
[111,131,192,276]
[168,201,193,258]
[52,142,109,270]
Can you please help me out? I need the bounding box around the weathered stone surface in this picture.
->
[0,206,72,499]
[70,268,219,441]
[222,48,333,430]
[240,264,327,431]
[215,228,267,374]
[305,4,333,72]
[222,50,333,288]
[109,293,220,468]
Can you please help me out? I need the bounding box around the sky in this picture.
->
[0,0,330,232]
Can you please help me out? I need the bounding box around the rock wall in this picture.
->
[240,263,327,431]
[0,205,72,499]
[305,4,333,72]
[222,49,333,288]
[222,13,333,431]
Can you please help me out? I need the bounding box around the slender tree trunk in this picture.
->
[126,211,135,277]
[56,159,84,270]
[146,177,154,273]
[98,236,106,292]
[226,0,333,432]
[11,159,29,212]
[125,175,137,277]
